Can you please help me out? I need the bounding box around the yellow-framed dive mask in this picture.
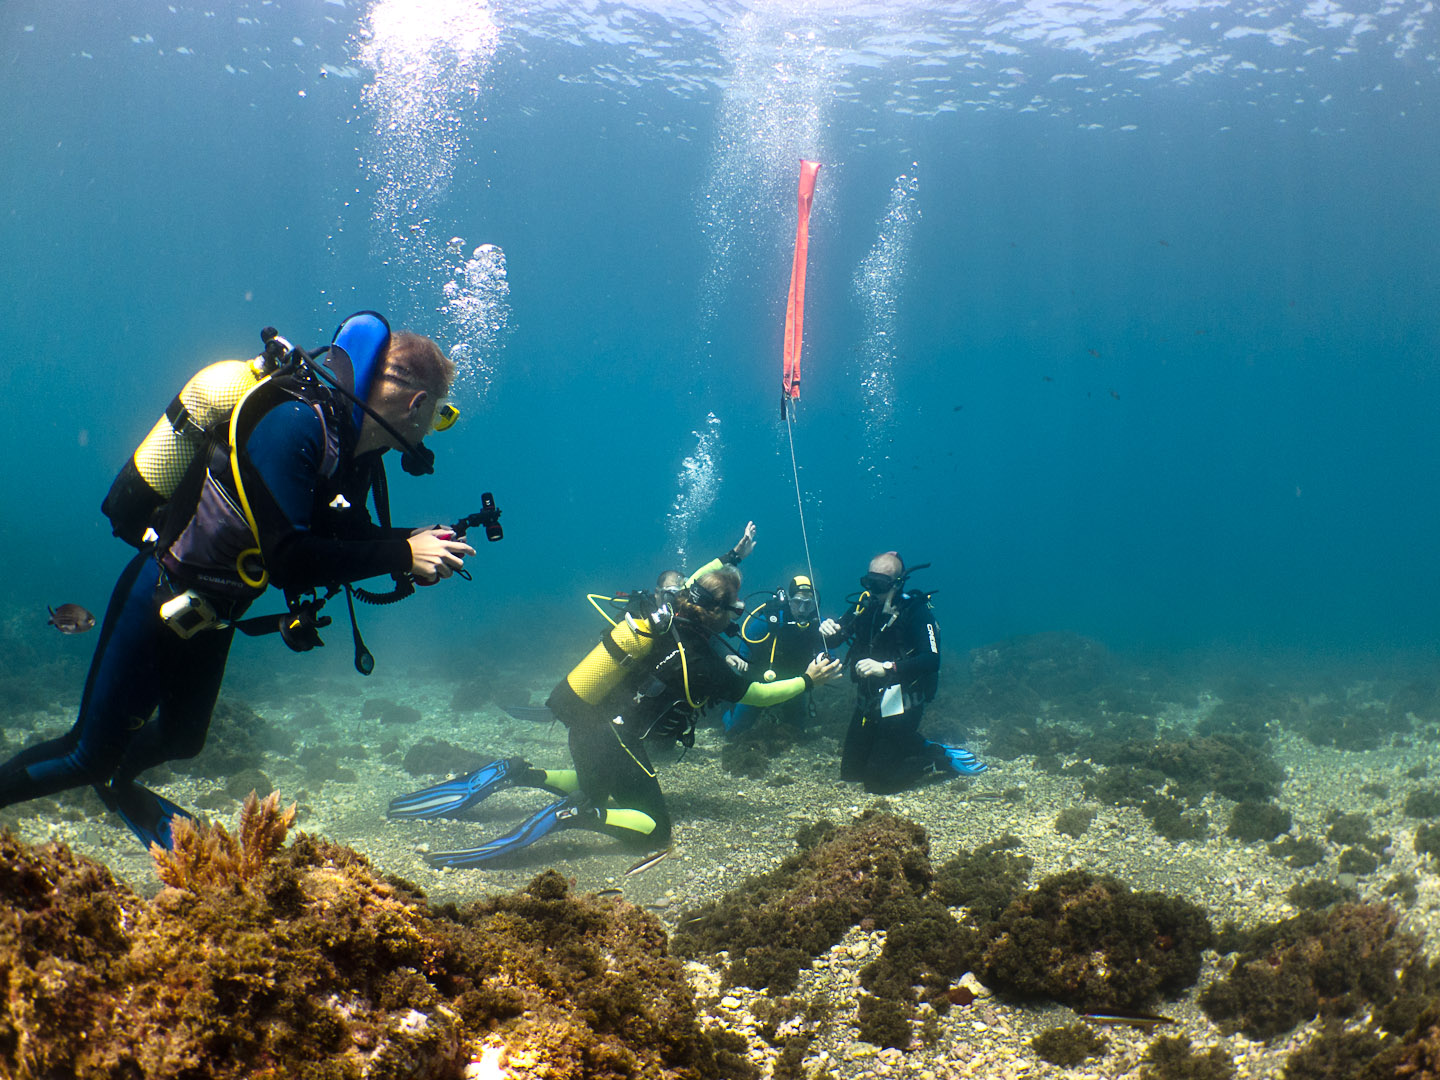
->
[434,402,460,432]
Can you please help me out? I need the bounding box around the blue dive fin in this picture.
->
[932,742,988,777]
[426,793,598,868]
[97,780,193,851]
[387,757,528,820]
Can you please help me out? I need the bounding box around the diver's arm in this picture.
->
[739,677,808,707]
[683,558,724,589]
[738,654,842,705]
[891,609,941,685]
[244,404,414,590]
[684,521,757,586]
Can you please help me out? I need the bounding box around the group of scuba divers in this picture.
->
[0,310,986,868]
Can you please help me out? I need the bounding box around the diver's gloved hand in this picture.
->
[725,654,749,674]
[819,618,842,638]
[854,658,889,679]
[280,606,331,652]
[807,654,844,687]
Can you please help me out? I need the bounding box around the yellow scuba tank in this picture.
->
[103,357,270,546]
[135,358,269,496]
[564,613,663,705]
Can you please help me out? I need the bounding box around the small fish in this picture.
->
[1158,239,1170,247]
[1109,389,1121,400]
[962,791,1008,802]
[48,604,96,634]
[502,704,555,724]
[1076,1009,1176,1031]
[625,847,671,876]
[592,888,624,899]
[1042,375,1054,382]
[1087,348,1100,358]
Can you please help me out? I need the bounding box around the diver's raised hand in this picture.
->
[730,521,757,562]
[806,654,844,687]
[819,617,842,638]
[408,527,475,581]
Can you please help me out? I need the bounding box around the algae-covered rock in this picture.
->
[1030,1023,1108,1066]
[1140,1035,1234,1080]
[1200,902,1429,1042]
[1228,801,1292,843]
[1055,807,1097,838]
[977,869,1213,1011]
[931,835,1033,923]
[674,812,935,994]
[0,803,753,1080]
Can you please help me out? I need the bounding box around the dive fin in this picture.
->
[97,780,193,852]
[426,793,599,868]
[931,742,988,777]
[387,757,527,820]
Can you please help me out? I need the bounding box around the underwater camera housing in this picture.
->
[454,492,503,543]
[159,589,223,639]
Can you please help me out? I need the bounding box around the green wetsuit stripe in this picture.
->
[739,675,807,707]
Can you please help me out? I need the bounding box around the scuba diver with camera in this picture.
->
[0,312,478,851]
[388,523,844,867]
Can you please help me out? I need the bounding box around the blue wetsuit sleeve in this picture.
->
[245,403,412,590]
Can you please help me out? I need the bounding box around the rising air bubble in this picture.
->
[852,172,920,491]
[667,413,723,566]
[358,0,504,398]
[440,242,510,399]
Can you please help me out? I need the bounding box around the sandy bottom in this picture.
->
[5,663,1438,1080]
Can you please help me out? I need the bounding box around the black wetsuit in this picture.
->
[830,591,944,794]
[724,605,825,732]
[546,617,751,848]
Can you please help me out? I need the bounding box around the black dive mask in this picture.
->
[686,581,742,616]
[861,572,896,595]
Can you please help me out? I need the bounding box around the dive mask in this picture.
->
[787,591,818,622]
[860,572,896,594]
[434,402,460,431]
[686,581,743,616]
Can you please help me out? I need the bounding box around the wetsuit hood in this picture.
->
[325,311,391,430]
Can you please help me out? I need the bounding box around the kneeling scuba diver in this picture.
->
[388,530,843,867]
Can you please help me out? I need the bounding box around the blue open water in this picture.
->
[3,1,1438,683]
